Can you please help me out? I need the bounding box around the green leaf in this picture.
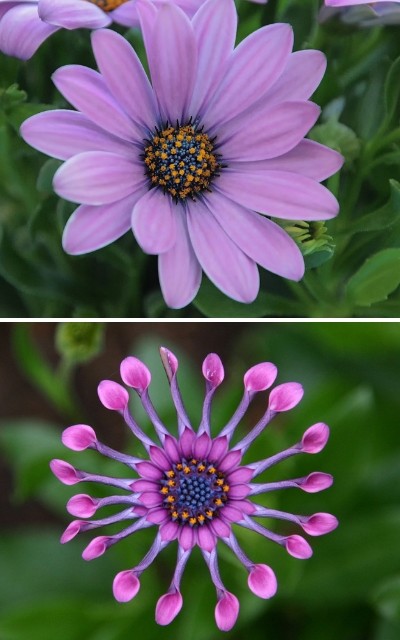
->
[342,179,400,234]
[384,55,400,126]
[193,277,299,318]
[11,325,79,419]
[36,158,62,193]
[345,248,400,306]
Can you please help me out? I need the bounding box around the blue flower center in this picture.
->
[160,458,229,527]
[143,123,221,201]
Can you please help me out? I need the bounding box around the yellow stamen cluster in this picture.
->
[86,0,128,11]
[144,124,220,200]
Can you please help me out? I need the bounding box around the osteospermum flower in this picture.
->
[325,0,399,7]
[321,2,400,25]
[0,0,265,60]
[21,0,343,308]
[50,347,338,631]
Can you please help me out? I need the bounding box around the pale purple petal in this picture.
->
[269,382,304,412]
[203,23,293,129]
[54,151,144,206]
[97,380,129,411]
[20,110,134,162]
[189,0,237,116]
[244,362,278,392]
[187,199,260,303]
[61,520,85,543]
[145,3,197,123]
[210,518,230,538]
[207,190,305,281]
[140,492,163,507]
[120,356,151,392]
[0,4,58,60]
[52,66,139,141]
[218,170,339,221]
[156,591,183,625]
[218,450,242,473]
[264,50,327,106]
[62,190,146,255]
[215,591,239,632]
[230,140,344,183]
[91,29,157,129]
[163,436,180,463]
[113,571,140,602]
[109,0,139,27]
[226,468,253,484]
[228,484,251,499]
[248,564,277,599]
[131,189,177,255]
[38,0,111,29]
[160,521,179,541]
[158,207,202,309]
[62,424,97,451]
[218,101,321,161]
[301,423,330,453]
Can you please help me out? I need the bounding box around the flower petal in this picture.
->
[20,110,133,161]
[179,525,196,550]
[197,524,216,551]
[208,436,228,463]
[203,23,293,129]
[97,380,129,411]
[156,591,183,625]
[52,65,138,141]
[230,140,344,183]
[160,521,179,541]
[0,4,58,60]
[187,199,260,303]
[179,427,196,458]
[207,190,305,281]
[136,461,163,480]
[269,382,304,411]
[120,356,151,392]
[301,423,330,453]
[219,101,321,162]
[113,571,140,602]
[264,50,326,106]
[62,424,96,451]
[91,29,157,128]
[189,0,237,116]
[215,592,239,632]
[244,362,278,392]
[149,446,171,470]
[248,564,277,599]
[193,432,212,459]
[38,0,111,29]
[210,518,231,538]
[158,207,202,308]
[54,151,144,206]
[218,170,339,221]
[62,190,145,255]
[226,468,253,484]
[144,2,197,123]
[131,189,177,255]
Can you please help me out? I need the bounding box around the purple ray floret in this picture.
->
[50,347,338,631]
[21,0,343,308]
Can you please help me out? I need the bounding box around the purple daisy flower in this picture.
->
[50,347,338,631]
[326,0,399,8]
[21,0,343,308]
[0,0,266,61]
[322,1,400,25]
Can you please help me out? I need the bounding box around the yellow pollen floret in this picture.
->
[183,466,191,474]
[166,470,175,478]
[206,509,214,518]
[223,484,230,492]
[161,487,169,495]
[214,498,223,506]
[215,478,224,486]
[208,467,216,474]
[189,517,197,526]
[87,0,128,12]
[181,511,189,520]
[167,479,176,487]
[197,464,206,472]
[166,496,175,503]
[191,459,197,465]
[197,515,205,524]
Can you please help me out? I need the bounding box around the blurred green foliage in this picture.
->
[0,322,399,639]
[1,0,400,316]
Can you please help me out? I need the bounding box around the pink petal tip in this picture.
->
[113,570,140,602]
[244,362,278,392]
[97,380,129,411]
[215,591,239,632]
[301,423,330,453]
[155,590,183,625]
[269,382,304,412]
[50,459,80,485]
[202,353,224,387]
[120,356,151,392]
[248,564,277,599]
[62,424,96,451]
